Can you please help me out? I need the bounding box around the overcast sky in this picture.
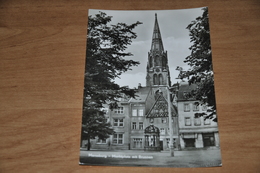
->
[88,8,204,88]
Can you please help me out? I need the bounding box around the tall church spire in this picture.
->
[146,14,171,87]
[151,13,164,52]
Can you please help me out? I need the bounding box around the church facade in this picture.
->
[85,14,219,151]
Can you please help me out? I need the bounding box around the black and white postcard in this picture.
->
[80,7,222,168]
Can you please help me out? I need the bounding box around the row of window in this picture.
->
[114,107,144,117]
[114,107,124,114]
[96,133,124,145]
[114,116,210,128]
[113,118,124,127]
[132,122,143,130]
[114,119,145,128]
[160,128,170,135]
[110,104,206,114]
[133,138,176,148]
[150,117,170,124]
[113,133,123,144]
[133,138,143,148]
[97,136,176,147]
[98,136,143,146]
[101,107,124,114]
[132,109,144,116]
[184,102,207,112]
[184,117,211,126]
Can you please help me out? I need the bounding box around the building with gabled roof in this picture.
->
[128,86,153,150]
[144,90,179,151]
[177,81,220,149]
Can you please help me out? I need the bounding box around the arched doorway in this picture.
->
[144,125,160,151]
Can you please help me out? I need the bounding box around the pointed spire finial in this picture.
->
[151,12,164,52]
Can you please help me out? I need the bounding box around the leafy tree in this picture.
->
[177,7,217,122]
[81,12,142,150]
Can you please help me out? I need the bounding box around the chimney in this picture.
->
[138,83,142,89]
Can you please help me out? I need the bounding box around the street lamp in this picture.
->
[166,86,174,157]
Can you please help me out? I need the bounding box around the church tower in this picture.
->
[146,13,171,87]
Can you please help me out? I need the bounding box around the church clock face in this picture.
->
[155,68,160,72]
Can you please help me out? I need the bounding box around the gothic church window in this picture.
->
[155,55,161,66]
[153,74,159,85]
[149,56,153,68]
[159,74,163,85]
[162,56,166,67]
